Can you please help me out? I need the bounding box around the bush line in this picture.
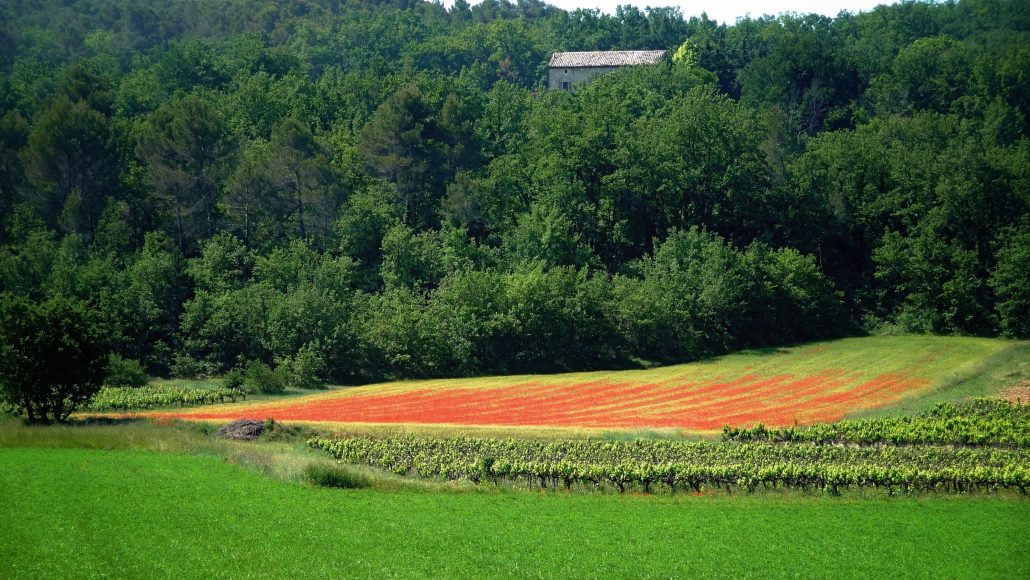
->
[86,385,247,412]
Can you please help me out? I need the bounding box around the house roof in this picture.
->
[548,50,667,68]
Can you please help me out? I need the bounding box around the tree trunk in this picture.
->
[23,396,36,423]
[173,198,186,250]
[284,170,306,240]
[243,202,252,248]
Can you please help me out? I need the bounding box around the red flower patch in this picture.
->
[168,371,929,431]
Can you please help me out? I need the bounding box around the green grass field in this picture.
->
[1,447,1027,578]
[4,336,1028,577]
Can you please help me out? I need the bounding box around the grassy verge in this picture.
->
[1,447,1027,578]
[854,340,1030,418]
[0,417,465,492]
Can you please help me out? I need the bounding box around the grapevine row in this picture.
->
[87,385,248,411]
[722,399,1029,447]
[308,434,1030,495]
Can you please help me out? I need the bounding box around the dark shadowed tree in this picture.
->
[267,118,339,247]
[20,97,118,235]
[0,112,29,241]
[990,223,1030,338]
[359,85,449,229]
[335,184,404,290]
[137,94,234,251]
[0,295,108,422]
[224,138,285,249]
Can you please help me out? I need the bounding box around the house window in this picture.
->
[560,81,571,91]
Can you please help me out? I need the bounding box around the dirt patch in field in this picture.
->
[999,381,1030,404]
[214,418,264,440]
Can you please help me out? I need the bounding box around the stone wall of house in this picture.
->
[547,66,620,90]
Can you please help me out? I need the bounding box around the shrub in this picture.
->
[262,417,303,441]
[223,368,244,390]
[288,345,327,390]
[243,360,286,394]
[304,463,373,489]
[105,354,148,388]
[273,364,292,391]
[170,354,208,379]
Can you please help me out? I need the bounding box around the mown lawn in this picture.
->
[1,447,1027,578]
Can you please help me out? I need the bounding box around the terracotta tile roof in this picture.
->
[548,50,667,68]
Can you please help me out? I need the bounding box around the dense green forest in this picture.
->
[0,0,1027,385]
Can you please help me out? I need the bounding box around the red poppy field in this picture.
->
[172,370,926,430]
[156,336,1024,432]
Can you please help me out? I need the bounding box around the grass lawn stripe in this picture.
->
[2,448,1028,578]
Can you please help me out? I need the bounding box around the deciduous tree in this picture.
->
[0,295,108,422]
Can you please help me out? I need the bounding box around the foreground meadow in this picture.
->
[4,368,1028,579]
[4,336,1026,577]
[161,336,1026,432]
[1,446,1027,578]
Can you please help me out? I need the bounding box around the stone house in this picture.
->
[547,50,668,91]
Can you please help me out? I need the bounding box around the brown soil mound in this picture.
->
[1000,381,1030,404]
[214,418,265,440]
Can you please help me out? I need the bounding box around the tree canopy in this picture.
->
[0,0,1026,385]
[0,296,109,422]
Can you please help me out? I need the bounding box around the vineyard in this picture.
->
[723,399,1030,447]
[309,400,1029,495]
[87,385,247,412]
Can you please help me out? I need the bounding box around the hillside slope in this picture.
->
[166,336,1026,432]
